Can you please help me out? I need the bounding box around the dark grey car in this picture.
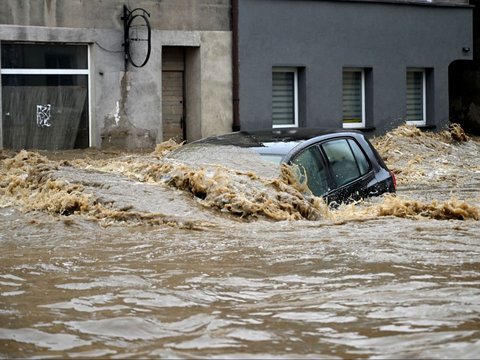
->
[183,128,396,204]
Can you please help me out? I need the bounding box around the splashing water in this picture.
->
[0,125,479,358]
[1,124,478,224]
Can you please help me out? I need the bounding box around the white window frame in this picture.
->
[272,67,298,128]
[406,68,426,126]
[1,68,89,75]
[342,68,365,129]
[0,42,91,147]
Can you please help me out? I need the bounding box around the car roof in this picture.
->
[191,128,365,158]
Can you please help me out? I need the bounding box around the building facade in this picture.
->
[235,0,473,135]
[0,0,233,150]
[0,1,475,150]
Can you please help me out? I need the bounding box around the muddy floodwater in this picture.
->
[1,126,479,358]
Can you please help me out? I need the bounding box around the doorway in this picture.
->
[162,47,186,142]
[449,60,480,134]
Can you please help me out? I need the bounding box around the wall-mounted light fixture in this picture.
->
[462,47,471,55]
[122,5,151,71]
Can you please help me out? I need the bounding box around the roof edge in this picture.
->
[271,0,473,9]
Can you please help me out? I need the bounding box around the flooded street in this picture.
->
[1,126,479,358]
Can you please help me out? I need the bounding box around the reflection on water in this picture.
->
[0,126,479,358]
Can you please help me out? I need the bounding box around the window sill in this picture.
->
[416,124,436,130]
[347,126,376,132]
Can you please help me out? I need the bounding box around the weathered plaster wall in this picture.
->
[94,29,232,148]
[96,34,164,149]
[199,31,232,138]
[1,0,231,31]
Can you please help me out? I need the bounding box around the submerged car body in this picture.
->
[184,128,396,204]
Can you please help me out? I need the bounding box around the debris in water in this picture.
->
[152,138,183,158]
[371,124,479,187]
[377,195,479,220]
[448,123,469,142]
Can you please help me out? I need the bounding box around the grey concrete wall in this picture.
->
[237,0,473,135]
[0,0,232,149]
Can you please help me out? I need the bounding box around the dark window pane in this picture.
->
[1,43,88,69]
[2,74,89,150]
[322,139,360,187]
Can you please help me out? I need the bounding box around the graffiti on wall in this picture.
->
[36,104,52,128]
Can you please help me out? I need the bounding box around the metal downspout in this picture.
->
[232,0,240,131]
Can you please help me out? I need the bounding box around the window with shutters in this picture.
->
[406,69,426,126]
[342,68,365,128]
[272,67,298,128]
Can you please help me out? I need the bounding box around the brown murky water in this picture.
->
[1,126,479,358]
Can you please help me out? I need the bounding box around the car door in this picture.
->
[320,137,376,204]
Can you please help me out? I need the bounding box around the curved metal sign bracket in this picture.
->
[122,5,151,70]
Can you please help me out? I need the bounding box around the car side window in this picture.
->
[348,138,370,175]
[292,146,329,196]
[322,139,361,187]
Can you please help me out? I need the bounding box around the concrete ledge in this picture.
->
[0,24,120,43]
[156,30,201,47]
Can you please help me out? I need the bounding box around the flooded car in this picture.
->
[188,128,396,204]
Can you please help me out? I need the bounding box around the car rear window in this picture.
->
[292,146,329,196]
[322,139,362,187]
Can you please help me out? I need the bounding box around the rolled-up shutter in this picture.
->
[406,70,425,123]
[342,71,363,124]
[272,69,297,127]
